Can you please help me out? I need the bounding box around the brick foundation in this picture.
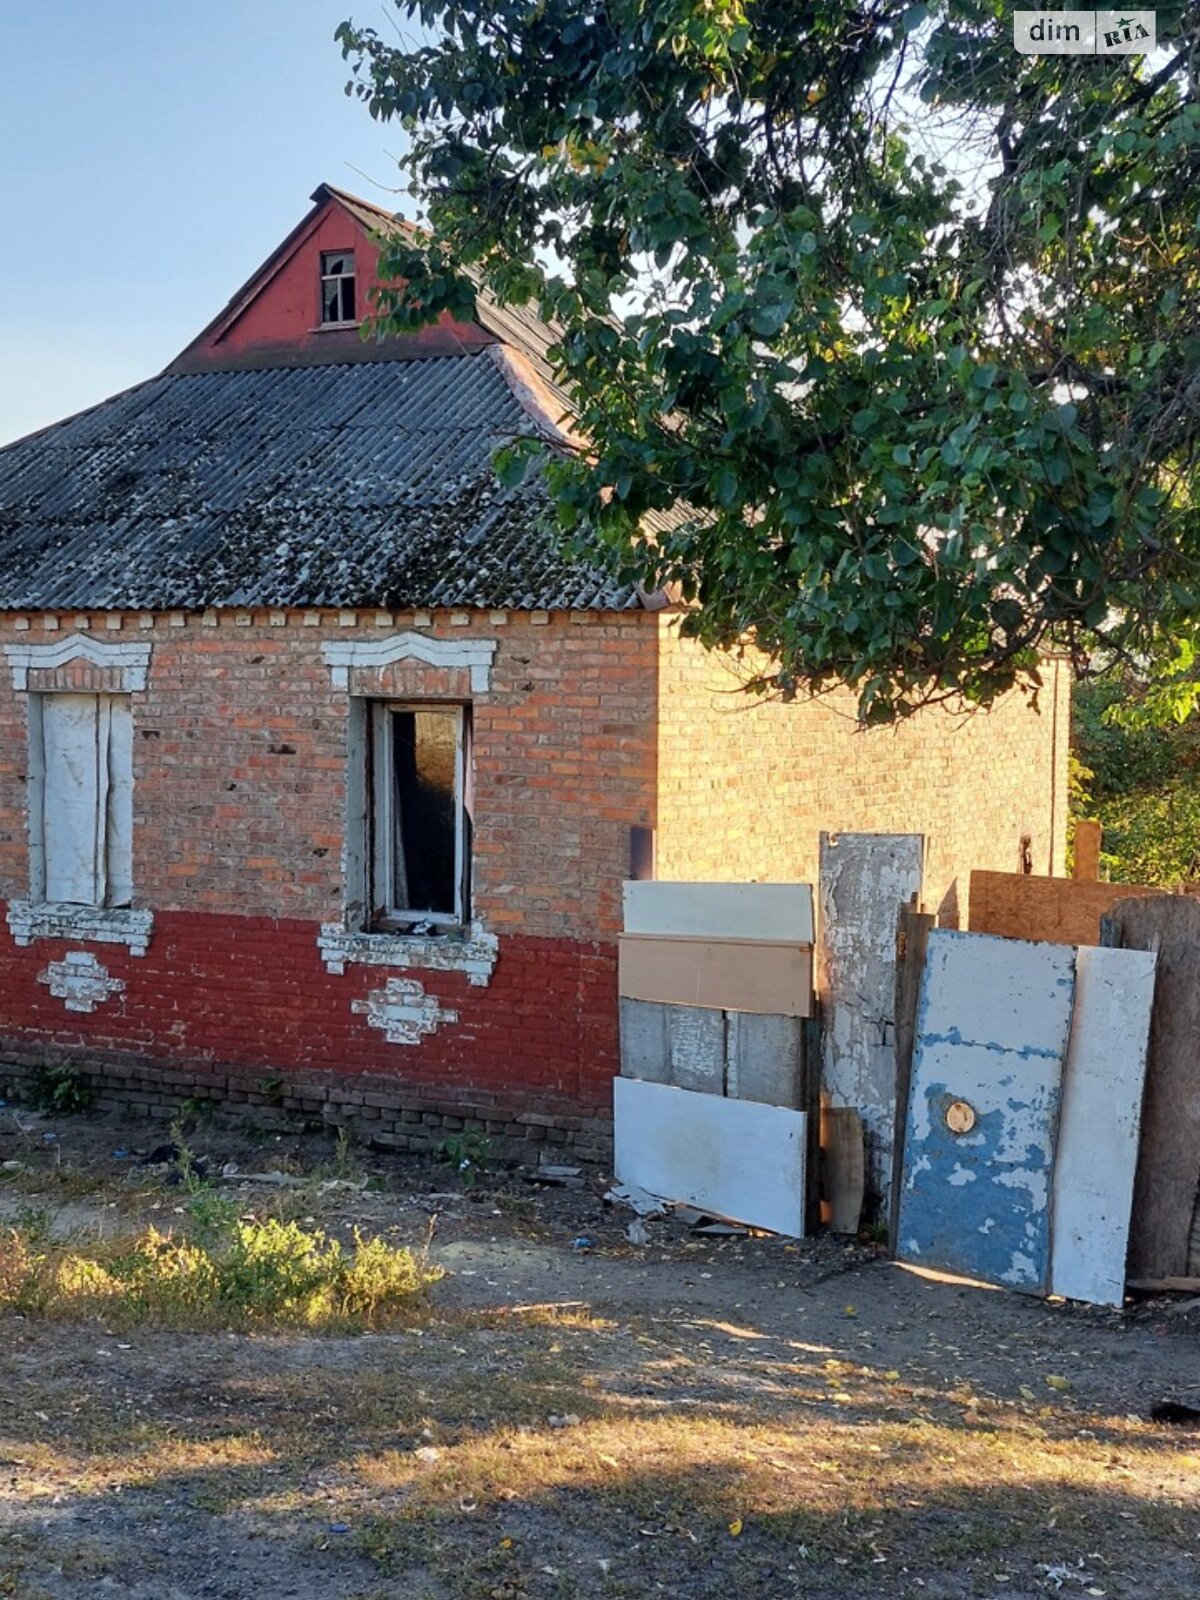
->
[0,906,616,1159]
[0,1047,613,1163]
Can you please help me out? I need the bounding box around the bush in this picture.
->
[0,1208,439,1332]
[1073,675,1200,886]
[25,1063,92,1116]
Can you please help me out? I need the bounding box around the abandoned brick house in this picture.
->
[0,185,1069,1154]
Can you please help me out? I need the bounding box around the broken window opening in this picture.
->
[31,693,134,909]
[367,703,470,931]
[320,250,357,325]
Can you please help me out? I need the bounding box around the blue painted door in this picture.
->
[897,930,1075,1293]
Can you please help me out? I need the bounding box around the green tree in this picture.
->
[339,1,1200,721]
[1073,663,1200,886]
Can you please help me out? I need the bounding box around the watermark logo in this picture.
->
[1013,10,1156,55]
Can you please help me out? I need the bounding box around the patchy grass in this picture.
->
[2,1308,1194,1600]
[1,1114,1198,1598]
[0,1208,439,1333]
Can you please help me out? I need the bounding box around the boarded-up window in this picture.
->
[32,694,134,907]
[367,703,469,929]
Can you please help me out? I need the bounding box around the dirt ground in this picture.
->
[0,1103,1198,1600]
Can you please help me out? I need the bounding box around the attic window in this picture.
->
[320,251,357,325]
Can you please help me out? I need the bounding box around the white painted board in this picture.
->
[623,881,814,943]
[1050,945,1156,1307]
[614,1076,806,1237]
[818,832,924,1197]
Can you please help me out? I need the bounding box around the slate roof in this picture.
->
[0,350,639,613]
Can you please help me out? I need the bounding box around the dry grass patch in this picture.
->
[0,1203,439,1333]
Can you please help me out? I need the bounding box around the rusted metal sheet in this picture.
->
[618,934,813,1016]
[897,930,1075,1294]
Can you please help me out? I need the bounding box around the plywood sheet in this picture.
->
[969,870,1163,948]
[623,881,814,943]
[613,1076,807,1236]
[1051,946,1156,1306]
[819,832,924,1202]
[897,930,1075,1293]
[618,935,812,1016]
[1105,895,1200,1279]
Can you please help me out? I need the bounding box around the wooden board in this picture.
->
[1073,821,1102,882]
[613,1076,807,1237]
[1105,895,1200,1279]
[821,1106,865,1234]
[618,934,813,1016]
[969,870,1164,948]
[819,832,924,1202]
[897,930,1075,1293]
[890,906,936,1255]
[1050,946,1157,1307]
[623,881,814,943]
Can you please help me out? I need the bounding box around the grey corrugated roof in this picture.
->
[0,352,639,612]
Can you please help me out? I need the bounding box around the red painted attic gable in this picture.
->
[170,184,496,373]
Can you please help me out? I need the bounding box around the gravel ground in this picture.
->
[0,1106,1197,1600]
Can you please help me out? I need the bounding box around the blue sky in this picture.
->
[0,1,413,444]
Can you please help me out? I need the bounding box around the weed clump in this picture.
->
[0,1204,439,1333]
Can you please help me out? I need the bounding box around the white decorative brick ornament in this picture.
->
[317,920,498,985]
[7,903,154,955]
[4,636,152,692]
[37,951,125,1013]
[352,977,458,1044]
[321,632,496,693]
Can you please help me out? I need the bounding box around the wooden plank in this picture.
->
[896,930,1075,1293]
[1050,946,1157,1307]
[614,1076,807,1237]
[1106,894,1200,1279]
[819,832,924,1204]
[618,934,813,1016]
[1128,1277,1200,1294]
[623,881,815,943]
[969,869,1164,948]
[821,1106,865,1234]
[1072,820,1102,882]
[889,906,935,1256]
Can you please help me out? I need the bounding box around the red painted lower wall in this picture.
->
[0,908,617,1116]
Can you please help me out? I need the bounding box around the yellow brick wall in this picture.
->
[653,619,1070,924]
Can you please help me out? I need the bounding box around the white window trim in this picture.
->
[5,639,153,953]
[8,901,153,956]
[318,919,498,986]
[321,632,496,693]
[320,250,357,326]
[323,684,496,986]
[4,636,151,692]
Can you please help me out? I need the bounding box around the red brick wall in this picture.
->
[0,608,658,1128]
[654,619,1069,925]
[0,603,1069,1140]
[183,199,493,368]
